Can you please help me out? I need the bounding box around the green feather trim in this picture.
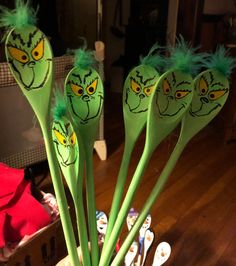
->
[74,48,97,70]
[139,43,165,72]
[167,36,206,75]
[204,46,236,78]
[0,0,37,30]
[53,89,67,121]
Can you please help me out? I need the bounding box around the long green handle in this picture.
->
[74,156,91,266]
[41,125,80,266]
[110,143,185,265]
[102,139,135,252]
[99,148,153,266]
[74,201,91,266]
[85,149,99,266]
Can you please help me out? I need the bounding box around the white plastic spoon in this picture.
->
[152,242,171,266]
[125,241,139,266]
[96,210,108,242]
[126,208,139,231]
[136,214,152,266]
[141,229,154,266]
[125,208,139,261]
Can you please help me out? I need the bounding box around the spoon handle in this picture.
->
[125,241,138,266]
[74,160,91,266]
[42,126,81,266]
[136,254,142,266]
[141,229,154,266]
[85,150,99,266]
[103,141,134,251]
[110,143,185,266]
[100,149,152,266]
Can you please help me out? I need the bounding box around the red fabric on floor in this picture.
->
[0,163,52,248]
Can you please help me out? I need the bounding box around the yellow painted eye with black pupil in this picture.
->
[131,79,141,94]
[8,46,29,63]
[199,77,208,95]
[144,86,154,96]
[163,80,171,94]
[71,83,84,96]
[70,132,76,145]
[175,90,190,99]
[31,39,44,61]
[87,79,98,95]
[54,130,67,146]
[208,90,227,100]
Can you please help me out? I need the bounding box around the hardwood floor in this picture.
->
[42,92,236,265]
[97,92,236,265]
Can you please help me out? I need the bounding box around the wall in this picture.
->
[204,0,236,14]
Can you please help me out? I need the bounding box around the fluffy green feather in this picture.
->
[74,48,97,70]
[204,46,236,78]
[167,36,206,75]
[53,90,67,121]
[0,0,37,30]
[139,43,165,72]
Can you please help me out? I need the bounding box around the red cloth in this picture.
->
[0,163,52,248]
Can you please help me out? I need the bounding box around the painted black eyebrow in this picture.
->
[135,70,156,85]
[210,88,228,92]
[71,73,82,83]
[176,80,191,88]
[83,69,93,84]
[65,123,70,135]
[32,34,45,50]
[53,121,67,136]
[27,28,38,48]
[87,77,98,87]
[130,77,141,87]
[144,82,156,88]
[11,31,25,46]
[7,43,26,54]
[211,81,225,88]
[209,71,214,85]
[171,72,177,86]
[67,80,83,88]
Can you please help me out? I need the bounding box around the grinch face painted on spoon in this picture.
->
[52,118,78,168]
[6,26,52,90]
[156,71,192,118]
[190,70,229,117]
[125,65,157,114]
[65,68,104,125]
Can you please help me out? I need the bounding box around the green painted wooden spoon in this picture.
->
[65,58,104,266]
[52,96,91,266]
[103,64,160,250]
[99,69,194,266]
[5,25,80,265]
[110,66,231,265]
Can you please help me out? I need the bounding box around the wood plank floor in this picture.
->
[42,92,236,265]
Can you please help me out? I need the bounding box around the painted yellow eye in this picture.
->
[144,85,155,96]
[86,79,98,95]
[131,79,141,94]
[208,89,227,100]
[199,77,208,95]
[175,90,190,99]
[71,83,84,96]
[8,46,29,63]
[163,80,171,94]
[31,39,44,61]
[70,131,77,146]
[53,130,67,146]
